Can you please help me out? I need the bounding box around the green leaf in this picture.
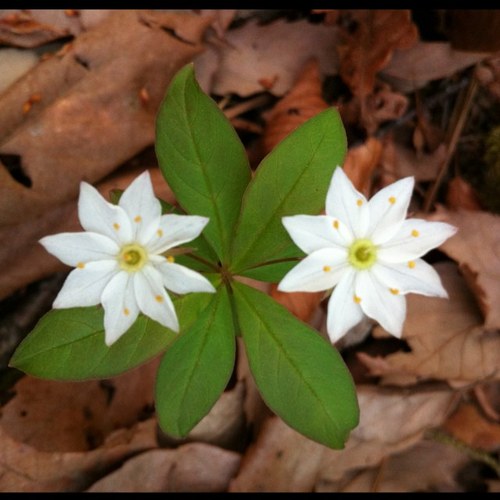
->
[155,286,235,437]
[233,281,359,449]
[156,64,252,264]
[230,108,347,274]
[10,293,212,380]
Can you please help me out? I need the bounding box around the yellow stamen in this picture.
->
[411,229,419,237]
[123,308,130,316]
[76,262,85,269]
[408,261,415,269]
[167,255,175,263]
[333,220,339,230]
[323,265,331,272]
[113,223,120,231]
[356,199,363,207]
[134,215,142,223]
[389,196,396,204]
[353,295,362,304]
[389,288,400,295]
[155,295,164,303]
[157,229,163,237]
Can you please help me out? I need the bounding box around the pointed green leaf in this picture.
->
[156,64,252,264]
[155,286,235,437]
[10,293,212,380]
[233,281,359,449]
[230,108,347,274]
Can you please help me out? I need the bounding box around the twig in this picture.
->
[427,428,500,477]
[222,93,273,120]
[422,72,479,212]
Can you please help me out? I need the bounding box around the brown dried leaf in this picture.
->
[343,137,383,195]
[87,444,241,492]
[270,284,323,324]
[360,262,500,385]
[229,385,456,492]
[0,418,157,492]
[379,139,446,185]
[337,10,418,99]
[0,357,159,452]
[194,18,339,97]
[447,11,500,52]
[446,176,483,211]
[428,207,500,329]
[381,41,488,92]
[0,166,175,301]
[0,10,209,227]
[443,402,500,452]
[333,440,468,492]
[262,58,329,155]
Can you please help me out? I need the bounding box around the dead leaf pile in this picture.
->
[1,8,500,492]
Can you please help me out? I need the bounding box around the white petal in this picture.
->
[156,260,216,295]
[355,270,406,338]
[134,265,179,332]
[326,268,364,343]
[119,171,162,244]
[367,176,414,244]
[282,215,352,254]
[371,259,448,298]
[325,167,369,238]
[278,247,349,293]
[147,214,209,254]
[101,271,139,346]
[40,232,119,267]
[78,182,133,244]
[377,219,458,263]
[53,260,119,309]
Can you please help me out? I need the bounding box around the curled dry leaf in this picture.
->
[262,58,329,155]
[359,262,500,386]
[229,385,456,492]
[343,137,383,195]
[0,48,39,94]
[381,41,488,93]
[334,440,468,492]
[270,284,323,324]
[379,138,446,185]
[194,18,339,97]
[0,10,210,228]
[0,167,175,301]
[0,418,157,492]
[443,402,500,452]
[428,207,500,330]
[445,176,483,211]
[0,357,160,452]
[87,444,241,492]
[337,10,418,99]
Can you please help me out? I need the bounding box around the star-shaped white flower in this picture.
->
[278,167,457,343]
[40,171,216,346]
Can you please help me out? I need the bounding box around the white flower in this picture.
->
[40,171,216,346]
[278,167,457,343]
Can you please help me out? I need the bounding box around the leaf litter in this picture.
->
[1,8,500,492]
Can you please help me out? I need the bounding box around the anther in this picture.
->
[408,261,415,269]
[389,288,400,295]
[157,229,163,237]
[356,199,363,207]
[353,295,362,304]
[123,308,130,316]
[134,215,142,223]
[389,196,396,204]
[333,220,339,229]
[323,265,331,272]
[76,262,85,269]
[411,229,419,237]
[167,256,175,263]
[155,295,164,303]
[113,223,120,231]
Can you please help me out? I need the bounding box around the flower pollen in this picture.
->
[76,262,85,269]
[348,239,377,270]
[123,308,130,316]
[411,229,419,237]
[113,223,120,231]
[155,295,164,303]
[389,288,400,295]
[333,220,339,229]
[408,260,416,269]
[389,196,396,204]
[323,265,332,272]
[353,295,362,304]
[118,243,148,272]
[356,199,363,207]
[134,215,142,223]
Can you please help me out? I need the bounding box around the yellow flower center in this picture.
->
[348,238,377,270]
[118,243,148,272]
